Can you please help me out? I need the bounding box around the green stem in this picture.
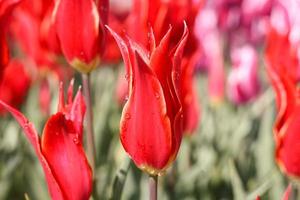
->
[81,73,96,172]
[149,175,158,200]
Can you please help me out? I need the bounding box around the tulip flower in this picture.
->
[0,59,31,115]
[0,0,22,80]
[0,81,92,200]
[265,28,300,178]
[10,0,61,66]
[54,0,109,73]
[107,23,188,175]
[227,45,260,104]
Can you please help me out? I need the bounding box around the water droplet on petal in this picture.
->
[121,122,127,132]
[73,134,79,144]
[155,93,160,99]
[173,71,180,80]
[124,96,129,102]
[125,113,131,119]
[125,74,129,80]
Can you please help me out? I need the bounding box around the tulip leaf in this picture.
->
[229,159,246,200]
[110,158,131,200]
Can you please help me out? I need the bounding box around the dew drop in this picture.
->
[73,134,79,144]
[24,124,29,129]
[125,113,131,119]
[173,71,180,80]
[124,96,129,102]
[121,123,127,132]
[155,92,160,99]
[125,74,129,80]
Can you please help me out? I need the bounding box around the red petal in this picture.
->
[106,25,132,79]
[120,52,173,174]
[57,81,86,140]
[149,24,188,157]
[41,112,92,200]
[265,29,298,140]
[150,27,177,119]
[0,0,21,19]
[0,32,8,80]
[97,0,109,26]
[55,0,100,72]
[181,57,200,134]
[68,87,86,139]
[0,100,64,200]
[276,105,300,177]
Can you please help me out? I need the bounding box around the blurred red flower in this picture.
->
[0,59,31,115]
[0,0,22,80]
[0,81,92,200]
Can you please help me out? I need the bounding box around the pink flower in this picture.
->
[227,45,260,104]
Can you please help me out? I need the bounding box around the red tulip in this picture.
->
[0,59,31,115]
[0,0,22,80]
[107,23,188,175]
[0,81,92,200]
[54,0,109,73]
[265,28,300,178]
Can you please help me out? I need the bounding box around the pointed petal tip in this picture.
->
[58,81,65,111]
[67,79,75,104]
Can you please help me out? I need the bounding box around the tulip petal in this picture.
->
[41,112,92,200]
[0,100,64,200]
[106,25,132,78]
[120,52,173,174]
[181,57,200,134]
[0,32,8,80]
[276,105,300,177]
[150,24,188,155]
[265,29,298,140]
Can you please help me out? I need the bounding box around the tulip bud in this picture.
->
[55,0,108,73]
